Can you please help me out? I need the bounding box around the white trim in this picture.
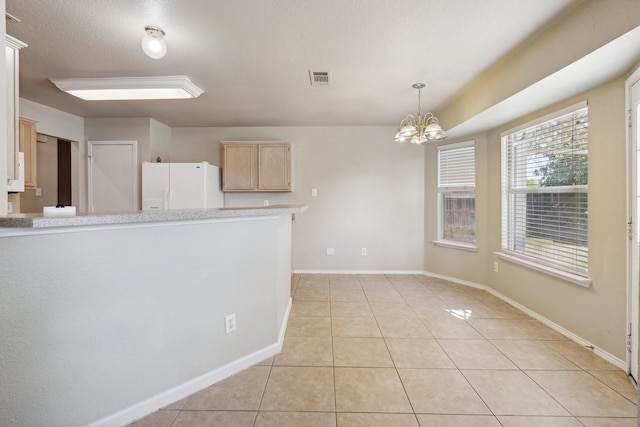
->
[88,298,291,427]
[293,269,425,275]
[278,297,292,344]
[5,34,27,50]
[0,215,281,238]
[87,140,138,213]
[625,66,640,380]
[50,76,204,101]
[500,101,588,137]
[496,251,592,288]
[437,139,475,151]
[422,271,625,371]
[437,140,476,245]
[433,240,477,252]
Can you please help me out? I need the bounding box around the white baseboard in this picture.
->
[423,271,627,371]
[295,269,626,370]
[278,297,292,343]
[293,269,425,275]
[89,301,292,427]
[94,268,626,427]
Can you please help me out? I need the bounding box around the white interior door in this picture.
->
[88,141,137,213]
[627,72,640,382]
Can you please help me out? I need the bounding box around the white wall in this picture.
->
[171,126,425,272]
[0,1,8,215]
[0,215,292,426]
[20,98,84,142]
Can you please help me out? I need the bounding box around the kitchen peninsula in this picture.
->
[0,205,305,427]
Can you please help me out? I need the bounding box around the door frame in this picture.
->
[87,140,138,212]
[626,66,640,382]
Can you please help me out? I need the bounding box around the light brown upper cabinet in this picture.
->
[19,118,37,189]
[221,142,291,192]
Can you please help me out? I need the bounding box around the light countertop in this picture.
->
[0,205,307,229]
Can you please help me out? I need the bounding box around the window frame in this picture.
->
[499,102,591,287]
[436,140,477,251]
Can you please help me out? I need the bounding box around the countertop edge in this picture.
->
[0,204,308,229]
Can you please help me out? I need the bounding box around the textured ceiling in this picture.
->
[6,0,575,128]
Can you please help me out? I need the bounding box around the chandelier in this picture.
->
[394,83,447,144]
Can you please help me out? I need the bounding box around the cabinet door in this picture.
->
[258,144,290,191]
[19,119,37,189]
[222,144,257,191]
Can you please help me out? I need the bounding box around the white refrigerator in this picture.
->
[142,162,224,210]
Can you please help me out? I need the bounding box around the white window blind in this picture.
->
[438,141,475,244]
[438,141,475,189]
[501,104,588,275]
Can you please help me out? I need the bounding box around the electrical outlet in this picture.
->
[493,262,499,273]
[311,188,318,197]
[326,247,335,256]
[361,248,367,256]
[35,188,42,197]
[225,313,237,334]
[263,200,269,206]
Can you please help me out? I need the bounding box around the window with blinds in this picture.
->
[501,103,588,276]
[438,141,476,244]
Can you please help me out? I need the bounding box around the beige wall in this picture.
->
[426,76,629,360]
[436,0,640,132]
[424,0,640,367]
[171,126,425,272]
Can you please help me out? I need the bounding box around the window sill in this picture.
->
[495,251,592,288]
[433,240,477,252]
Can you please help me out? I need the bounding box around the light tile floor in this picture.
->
[130,274,638,426]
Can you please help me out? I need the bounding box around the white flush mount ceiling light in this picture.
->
[394,83,447,144]
[49,76,204,101]
[142,25,167,59]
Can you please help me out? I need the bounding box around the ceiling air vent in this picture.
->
[309,71,330,86]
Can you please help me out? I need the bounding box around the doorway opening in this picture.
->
[18,133,73,213]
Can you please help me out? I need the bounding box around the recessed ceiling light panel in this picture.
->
[49,76,204,100]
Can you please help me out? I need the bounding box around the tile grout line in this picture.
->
[329,276,338,424]
[137,273,635,426]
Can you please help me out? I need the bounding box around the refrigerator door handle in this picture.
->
[169,189,175,209]
[164,188,170,210]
